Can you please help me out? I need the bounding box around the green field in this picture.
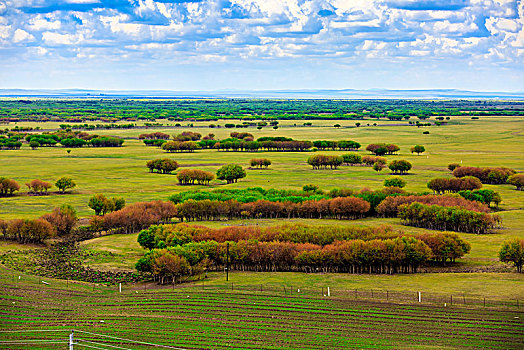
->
[1,267,523,350]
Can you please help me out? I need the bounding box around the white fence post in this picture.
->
[418,291,421,303]
[69,330,74,350]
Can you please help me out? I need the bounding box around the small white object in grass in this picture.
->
[297,289,300,293]
[515,317,519,319]
[12,302,15,304]
[187,295,190,298]
[100,320,105,323]
[444,303,447,307]
[41,281,49,285]
[135,291,138,294]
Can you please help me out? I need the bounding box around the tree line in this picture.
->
[0,176,76,197]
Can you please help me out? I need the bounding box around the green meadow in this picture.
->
[1,114,524,297]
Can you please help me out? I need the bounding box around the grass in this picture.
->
[0,266,522,350]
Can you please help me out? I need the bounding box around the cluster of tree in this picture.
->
[427,176,482,193]
[146,158,179,174]
[376,194,490,217]
[90,201,177,234]
[0,205,77,243]
[173,131,201,141]
[89,136,124,147]
[0,136,22,149]
[307,154,344,169]
[499,238,524,272]
[88,194,126,215]
[214,140,312,152]
[177,169,215,185]
[312,140,361,151]
[0,177,20,196]
[250,158,271,168]
[388,160,412,174]
[458,189,501,207]
[366,143,400,156]
[168,187,327,204]
[25,179,52,195]
[136,224,470,280]
[139,132,170,140]
[216,164,246,184]
[507,174,524,191]
[25,133,60,147]
[410,145,425,155]
[452,166,516,184]
[398,202,499,234]
[230,132,254,140]
[162,141,200,152]
[175,197,370,221]
[143,139,167,147]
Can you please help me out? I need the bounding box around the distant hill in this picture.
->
[0,88,523,99]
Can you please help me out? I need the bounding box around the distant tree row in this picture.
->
[307,155,343,169]
[312,140,361,151]
[250,158,271,168]
[366,143,400,156]
[175,197,370,222]
[162,141,199,152]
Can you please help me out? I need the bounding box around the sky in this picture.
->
[0,0,523,91]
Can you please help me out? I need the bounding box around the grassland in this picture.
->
[1,113,524,348]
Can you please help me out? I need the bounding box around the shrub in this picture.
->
[342,153,362,166]
[507,174,524,191]
[499,238,524,272]
[41,205,77,236]
[458,189,501,207]
[6,218,56,243]
[384,177,406,188]
[448,163,461,172]
[373,162,386,173]
[307,155,344,169]
[88,194,125,216]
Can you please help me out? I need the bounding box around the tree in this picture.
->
[26,179,52,195]
[388,160,412,174]
[216,164,246,184]
[342,153,362,166]
[410,145,425,155]
[88,194,125,215]
[373,162,386,173]
[41,205,77,236]
[303,184,319,192]
[55,177,76,193]
[138,228,157,250]
[152,250,191,283]
[0,177,20,196]
[29,140,40,150]
[499,238,524,272]
[384,177,406,188]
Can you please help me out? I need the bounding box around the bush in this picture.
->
[507,174,524,191]
[458,189,501,207]
[6,218,56,243]
[342,153,362,166]
[88,194,125,216]
[162,141,200,153]
[384,177,406,188]
[41,205,77,236]
[25,179,52,195]
[448,163,461,172]
[499,238,524,272]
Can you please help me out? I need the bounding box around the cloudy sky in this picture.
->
[0,0,523,91]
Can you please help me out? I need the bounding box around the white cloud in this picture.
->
[13,29,34,42]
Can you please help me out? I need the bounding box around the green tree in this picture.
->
[499,238,524,272]
[410,145,425,155]
[373,162,386,173]
[216,164,246,184]
[388,160,412,174]
[29,140,40,150]
[138,229,157,250]
[55,177,76,193]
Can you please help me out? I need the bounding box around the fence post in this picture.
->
[355,289,357,299]
[418,291,421,303]
[386,291,389,301]
[69,330,74,350]
[463,294,465,305]
[450,295,453,305]
[327,287,330,297]
[231,283,234,291]
[120,283,122,293]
